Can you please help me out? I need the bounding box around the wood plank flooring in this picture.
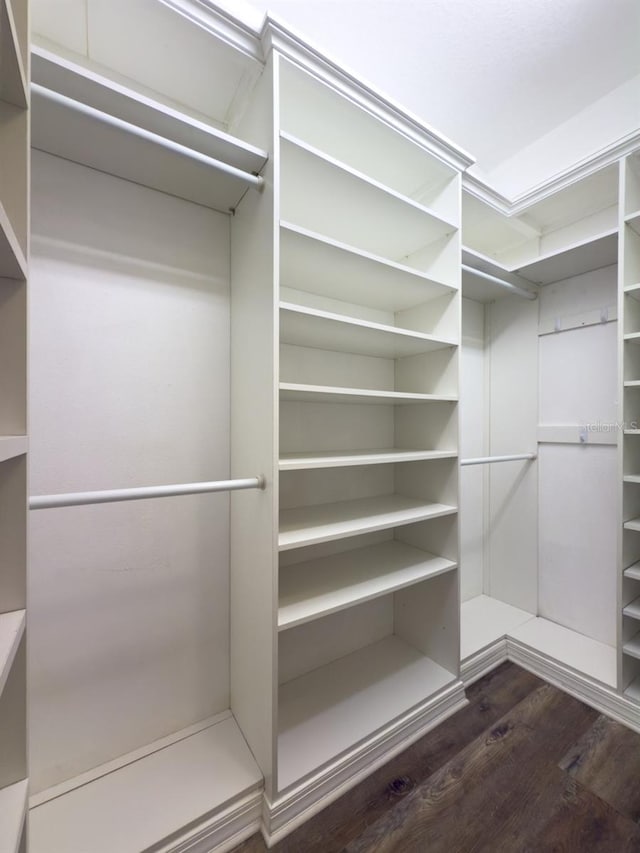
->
[233,662,640,852]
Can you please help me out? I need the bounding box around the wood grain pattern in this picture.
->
[232,663,640,853]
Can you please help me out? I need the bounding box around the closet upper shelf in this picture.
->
[30,47,268,214]
[512,229,618,284]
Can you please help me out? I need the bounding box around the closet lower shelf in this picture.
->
[623,633,640,660]
[0,779,28,853]
[279,495,457,550]
[277,634,456,790]
[625,674,640,702]
[279,448,456,471]
[280,382,457,406]
[623,596,640,620]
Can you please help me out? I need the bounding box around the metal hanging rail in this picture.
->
[461,453,537,466]
[30,477,265,510]
[461,264,537,301]
[31,83,265,190]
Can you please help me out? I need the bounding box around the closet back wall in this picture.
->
[29,150,231,792]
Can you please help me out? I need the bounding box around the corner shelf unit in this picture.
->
[0,0,29,847]
[230,50,465,812]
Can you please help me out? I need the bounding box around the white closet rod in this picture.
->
[461,264,537,301]
[461,453,537,466]
[31,83,265,190]
[29,477,265,510]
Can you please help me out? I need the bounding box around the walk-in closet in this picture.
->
[1,1,639,851]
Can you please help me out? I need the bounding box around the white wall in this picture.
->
[486,297,539,613]
[29,151,231,792]
[537,266,618,646]
[460,298,486,601]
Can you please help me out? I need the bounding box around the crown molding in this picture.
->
[158,0,263,63]
[260,15,475,175]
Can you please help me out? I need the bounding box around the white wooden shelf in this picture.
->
[625,210,640,237]
[0,610,25,697]
[0,778,28,853]
[280,382,456,406]
[280,303,455,359]
[509,617,617,687]
[0,436,27,464]
[624,381,640,388]
[279,449,456,471]
[513,230,618,285]
[625,674,640,702]
[623,474,640,482]
[624,561,640,581]
[624,333,640,344]
[623,632,640,660]
[624,517,640,532]
[0,0,27,108]
[279,495,456,551]
[280,133,456,261]
[280,222,456,312]
[0,198,27,280]
[29,716,262,853]
[461,595,534,660]
[278,634,455,789]
[623,596,640,620]
[624,283,640,301]
[279,541,456,630]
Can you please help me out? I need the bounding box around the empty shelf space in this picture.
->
[509,617,617,687]
[280,134,456,260]
[29,716,262,853]
[624,517,640,532]
[0,436,27,464]
[0,0,27,108]
[279,448,457,471]
[280,222,456,311]
[0,610,25,697]
[278,634,456,789]
[623,633,640,660]
[625,211,640,236]
[624,561,640,581]
[625,674,640,702]
[0,199,27,279]
[280,302,455,358]
[279,494,457,551]
[624,283,640,300]
[0,779,28,853]
[623,596,640,620]
[279,541,457,630]
[461,595,534,660]
[280,382,456,406]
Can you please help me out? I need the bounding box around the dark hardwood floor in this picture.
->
[232,662,640,852]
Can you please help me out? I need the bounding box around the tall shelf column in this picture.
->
[0,0,29,850]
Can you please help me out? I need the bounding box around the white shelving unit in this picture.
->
[230,49,466,823]
[0,0,28,848]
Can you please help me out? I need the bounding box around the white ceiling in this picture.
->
[227,0,640,181]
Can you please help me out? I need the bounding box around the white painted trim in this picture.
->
[158,0,263,62]
[461,638,508,686]
[507,638,640,733]
[262,681,467,846]
[156,790,263,853]
[537,425,618,446]
[538,304,617,336]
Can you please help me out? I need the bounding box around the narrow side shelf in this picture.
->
[280,303,455,358]
[624,517,640,532]
[0,778,28,853]
[624,283,640,301]
[280,383,457,406]
[0,436,27,464]
[623,597,640,620]
[624,333,640,344]
[624,381,640,388]
[279,495,456,551]
[625,674,640,702]
[624,562,640,581]
[0,0,28,108]
[280,222,456,311]
[278,634,456,789]
[624,474,640,481]
[0,610,25,696]
[279,449,456,471]
[623,633,640,660]
[625,211,640,237]
[0,199,27,279]
[279,541,457,630]
[512,229,618,285]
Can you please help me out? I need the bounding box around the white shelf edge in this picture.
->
[279,449,457,471]
[281,220,457,294]
[624,561,640,581]
[624,333,640,343]
[0,0,28,109]
[280,131,457,231]
[623,596,640,620]
[0,610,26,698]
[511,227,618,276]
[625,381,640,387]
[623,474,640,481]
[0,778,28,853]
[279,382,457,406]
[623,632,640,660]
[279,301,456,353]
[624,517,640,532]
[278,542,457,630]
[0,196,27,280]
[0,436,27,464]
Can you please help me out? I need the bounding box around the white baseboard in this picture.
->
[262,680,468,847]
[461,638,508,686]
